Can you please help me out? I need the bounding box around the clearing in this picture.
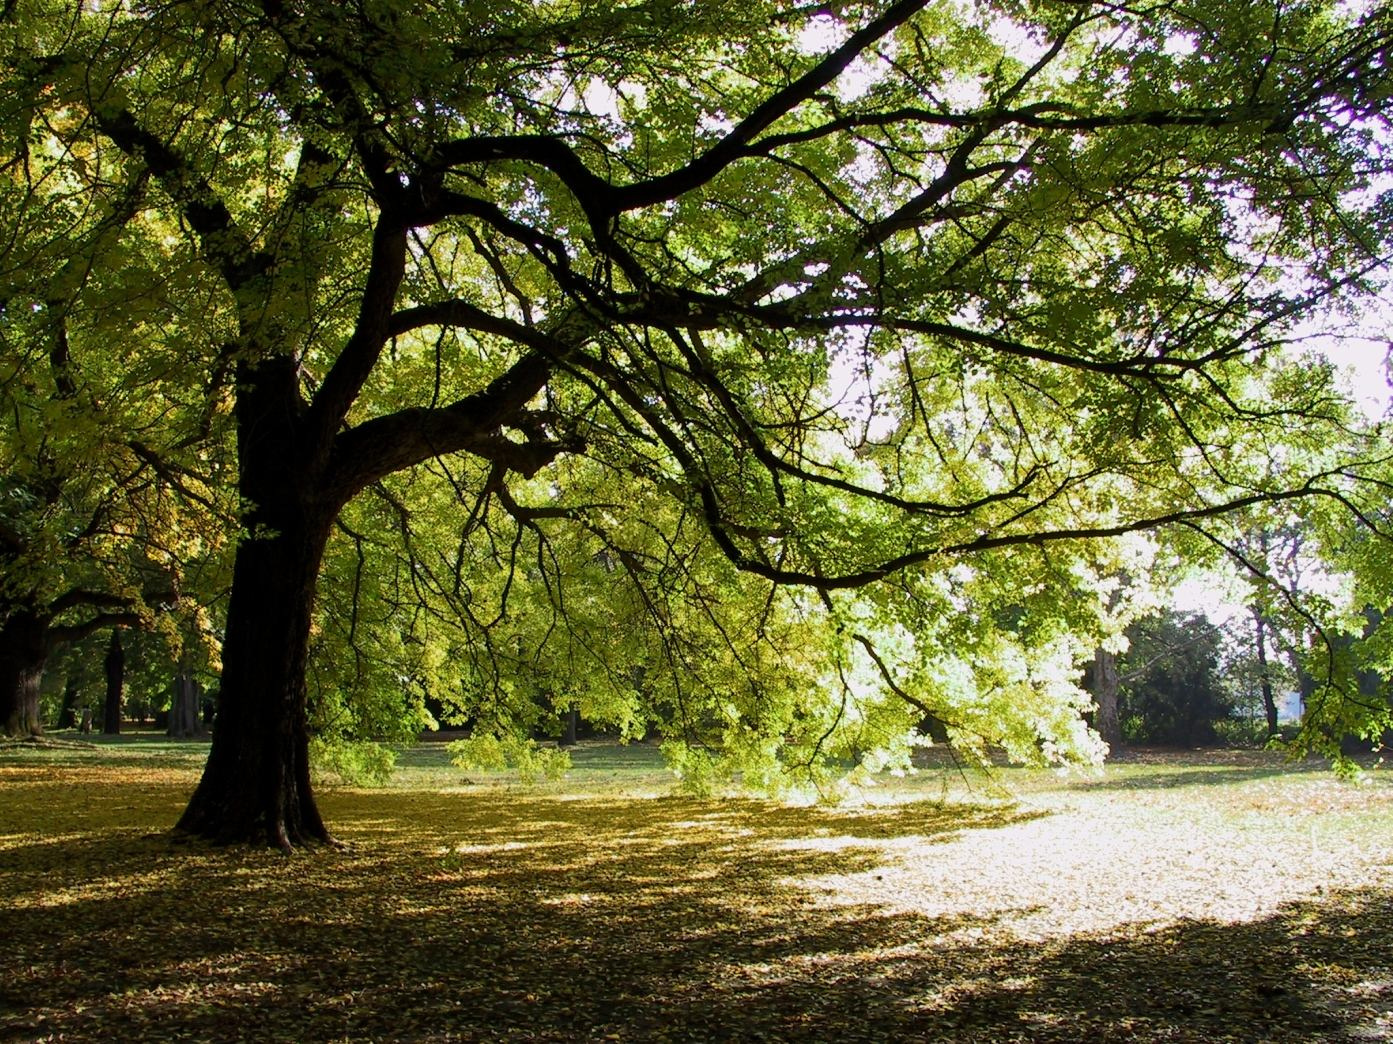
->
[1,737,1390,1042]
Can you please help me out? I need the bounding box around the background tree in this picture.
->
[0,38,231,736]
[101,628,123,736]
[9,0,1392,844]
[1117,610,1232,746]
[1234,523,1312,736]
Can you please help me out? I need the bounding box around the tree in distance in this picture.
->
[0,137,224,737]
[6,0,1392,846]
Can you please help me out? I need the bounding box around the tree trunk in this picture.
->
[1253,609,1279,737]
[57,675,80,730]
[175,512,336,849]
[917,711,950,744]
[560,707,579,747]
[1091,647,1123,750]
[103,629,124,735]
[0,609,48,737]
[167,671,205,738]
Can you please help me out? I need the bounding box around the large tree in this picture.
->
[8,0,1391,845]
[0,198,206,736]
[0,71,231,739]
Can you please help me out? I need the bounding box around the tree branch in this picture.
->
[323,350,562,500]
[90,108,267,291]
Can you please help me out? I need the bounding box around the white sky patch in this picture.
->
[581,79,621,120]
[987,16,1053,66]
[1162,32,1199,58]
[698,112,736,137]
[825,339,899,444]
[795,13,885,103]
[1329,331,1392,420]
[795,13,848,55]
[1171,571,1247,625]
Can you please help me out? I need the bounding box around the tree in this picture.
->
[101,628,124,735]
[1231,523,1313,736]
[55,675,78,730]
[1090,647,1124,749]
[1295,498,1393,763]
[167,671,205,738]
[11,0,1392,845]
[1118,610,1232,746]
[0,20,230,736]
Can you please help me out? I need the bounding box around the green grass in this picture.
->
[2,737,1390,1041]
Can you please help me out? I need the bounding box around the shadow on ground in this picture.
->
[1072,764,1332,792]
[0,770,1388,1042]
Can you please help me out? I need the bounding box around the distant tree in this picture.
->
[1089,647,1124,749]
[56,676,79,731]
[1118,611,1231,747]
[0,76,227,736]
[102,629,124,736]
[1234,524,1311,736]
[167,671,205,739]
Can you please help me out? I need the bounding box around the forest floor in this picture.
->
[1,736,1390,1042]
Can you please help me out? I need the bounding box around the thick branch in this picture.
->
[50,583,176,617]
[611,0,931,211]
[47,612,144,649]
[91,108,267,291]
[323,351,558,499]
[305,218,410,451]
[430,0,930,218]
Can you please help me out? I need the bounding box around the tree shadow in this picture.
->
[1,785,1388,1042]
[1074,761,1333,792]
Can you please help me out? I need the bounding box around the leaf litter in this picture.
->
[0,746,1389,1041]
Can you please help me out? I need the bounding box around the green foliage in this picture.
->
[1210,717,1301,750]
[449,732,571,785]
[1119,611,1233,746]
[660,740,737,798]
[308,736,398,788]
[6,0,1393,781]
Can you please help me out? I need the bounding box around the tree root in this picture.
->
[0,735,100,750]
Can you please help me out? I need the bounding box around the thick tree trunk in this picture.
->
[103,629,124,735]
[57,676,80,730]
[167,671,205,738]
[0,610,48,737]
[560,707,579,747]
[174,350,347,849]
[175,512,336,849]
[1091,647,1123,750]
[1253,610,1279,737]
[917,711,951,744]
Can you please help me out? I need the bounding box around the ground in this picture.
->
[1,736,1390,1041]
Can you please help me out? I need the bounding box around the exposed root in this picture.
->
[0,736,99,751]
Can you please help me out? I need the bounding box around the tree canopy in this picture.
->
[3,0,1392,844]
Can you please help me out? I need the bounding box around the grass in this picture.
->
[1,733,1390,1041]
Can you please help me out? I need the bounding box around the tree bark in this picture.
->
[1091,647,1123,750]
[917,711,950,744]
[103,629,124,735]
[57,676,80,730]
[175,506,337,849]
[560,707,579,747]
[0,609,48,737]
[167,671,205,738]
[1253,608,1279,737]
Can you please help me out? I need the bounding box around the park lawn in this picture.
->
[0,738,1390,1042]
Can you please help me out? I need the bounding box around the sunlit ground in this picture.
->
[1,737,1390,1042]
